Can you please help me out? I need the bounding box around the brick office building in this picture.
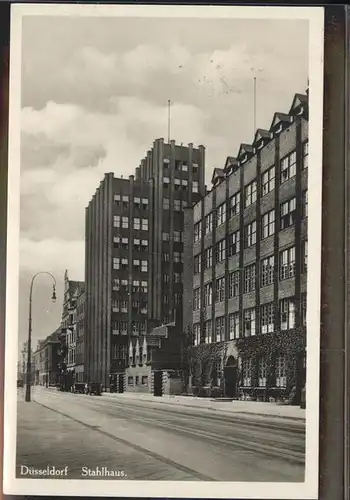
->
[85,139,205,392]
[183,92,308,404]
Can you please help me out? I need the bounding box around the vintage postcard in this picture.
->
[3,3,324,498]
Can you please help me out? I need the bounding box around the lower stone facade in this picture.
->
[188,329,306,404]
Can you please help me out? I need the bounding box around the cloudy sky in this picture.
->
[17,13,309,351]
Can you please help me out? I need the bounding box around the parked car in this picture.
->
[84,382,102,396]
[72,382,86,394]
[17,380,24,388]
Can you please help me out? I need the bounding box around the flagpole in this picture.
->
[168,100,171,143]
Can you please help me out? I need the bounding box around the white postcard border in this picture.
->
[4,4,324,499]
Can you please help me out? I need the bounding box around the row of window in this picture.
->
[163,177,199,193]
[195,233,307,276]
[114,195,149,210]
[241,354,287,388]
[112,300,148,314]
[113,216,149,230]
[113,237,148,251]
[113,279,148,293]
[113,258,148,272]
[162,292,182,305]
[163,159,199,173]
[162,231,183,242]
[193,242,307,308]
[163,273,183,284]
[193,295,306,345]
[162,251,184,263]
[112,321,147,335]
[163,198,188,211]
[194,190,307,243]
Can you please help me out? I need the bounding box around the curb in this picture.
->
[99,393,305,420]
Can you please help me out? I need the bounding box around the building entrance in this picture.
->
[224,356,237,398]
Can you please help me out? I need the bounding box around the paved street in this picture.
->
[17,387,305,482]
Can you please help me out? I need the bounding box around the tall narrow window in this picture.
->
[194,221,202,242]
[280,198,296,230]
[216,203,226,227]
[280,151,296,183]
[302,190,308,218]
[302,141,308,169]
[261,210,275,239]
[215,316,225,342]
[193,323,201,346]
[258,356,268,387]
[279,246,296,280]
[204,247,213,269]
[261,166,275,196]
[260,255,275,287]
[244,308,256,337]
[204,320,212,343]
[229,192,240,217]
[244,221,257,248]
[215,276,225,302]
[260,302,275,333]
[204,282,212,306]
[228,271,240,298]
[229,313,240,339]
[280,298,296,330]
[244,264,256,293]
[242,358,252,387]
[228,230,240,256]
[216,239,226,263]
[245,180,257,207]
[275,354,287,387]
[194,254,201,275]
[204,213,213,235]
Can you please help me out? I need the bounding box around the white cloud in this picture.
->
[16,16,309,344]
[20,237,85,279]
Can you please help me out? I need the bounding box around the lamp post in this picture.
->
[25,271,57,403]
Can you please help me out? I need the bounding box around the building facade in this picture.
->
[75,291,86,382]
[85,139,206,391]
[183,92,308,404]
[32,328,61,387]
[60,270,85,389]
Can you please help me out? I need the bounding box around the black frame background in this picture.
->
[0,3,348,500]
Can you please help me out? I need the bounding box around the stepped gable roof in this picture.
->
[223,156,239,174]
[237,143,254,159]
[211,167,225,186]
[253,128,271,145]
[270,112,292,130]
[289,93,308,115]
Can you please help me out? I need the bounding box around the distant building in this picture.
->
[183,92,308,404]
[60,270,85,388]
[75,290,86,382]
[32,328,61,387]
[85,139,206,392]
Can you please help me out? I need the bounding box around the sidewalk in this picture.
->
[37,386,305,420]
[102,391,306,420]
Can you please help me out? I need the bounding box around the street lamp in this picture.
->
[25,271,57,402]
